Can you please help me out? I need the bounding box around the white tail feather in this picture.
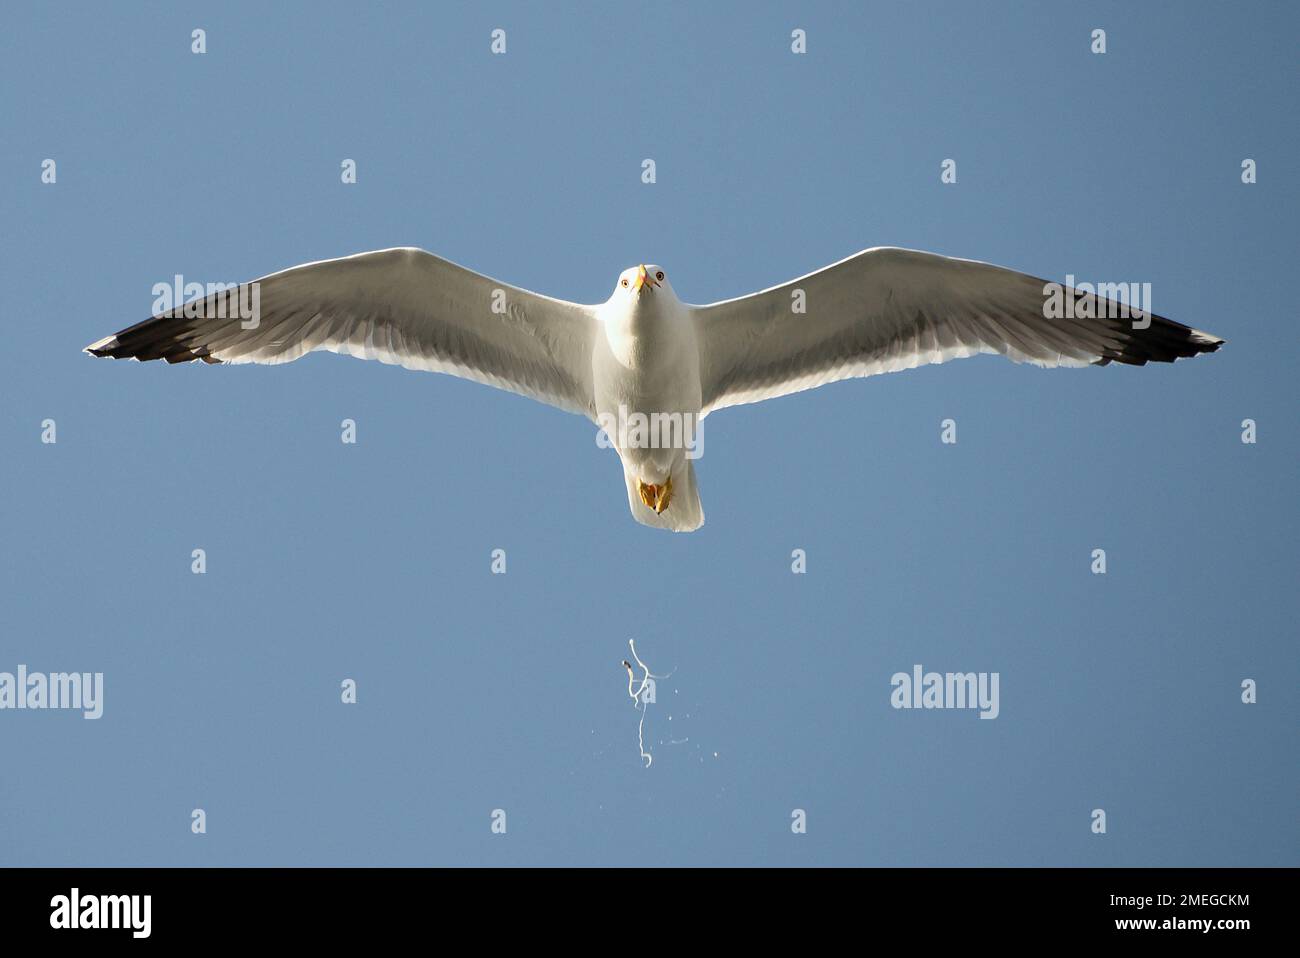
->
[622,459,704,533]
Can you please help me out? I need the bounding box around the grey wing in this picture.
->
[694,247,1223,415]
[86,247,599,418]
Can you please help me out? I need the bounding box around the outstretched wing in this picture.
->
[86,247,599,418]
[694,247,1223,415]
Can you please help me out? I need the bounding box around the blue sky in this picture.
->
[1,1,1295,866]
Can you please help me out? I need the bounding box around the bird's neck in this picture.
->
[604,297,677,364]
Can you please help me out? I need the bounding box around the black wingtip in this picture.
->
[84,336,118,358]
[83,313,225,364]
[1093,315,1225,367]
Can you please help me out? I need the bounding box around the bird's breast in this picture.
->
[594,304,701,422]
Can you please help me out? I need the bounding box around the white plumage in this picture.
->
[87,246,1223,532]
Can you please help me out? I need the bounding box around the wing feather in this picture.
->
[86,248,599,418]
[694,247,1223,414]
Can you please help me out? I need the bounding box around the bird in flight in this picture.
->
[86,247,1223,532]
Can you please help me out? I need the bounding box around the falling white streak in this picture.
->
[637,709,650,768]
[624,639,674,768]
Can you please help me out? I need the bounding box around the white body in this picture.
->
[593,268,705,530]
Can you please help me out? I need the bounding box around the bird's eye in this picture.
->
[656,271,664,281]
[621,278,629,288]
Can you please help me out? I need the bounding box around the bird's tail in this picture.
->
[623,458,704,533]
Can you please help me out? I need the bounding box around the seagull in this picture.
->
[86,247,1223,532]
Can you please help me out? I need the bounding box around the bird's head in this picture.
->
[615,264,674,302]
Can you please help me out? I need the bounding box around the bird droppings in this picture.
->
[623,639,674,768]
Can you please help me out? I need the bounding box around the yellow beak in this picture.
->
[633,264,658,292]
